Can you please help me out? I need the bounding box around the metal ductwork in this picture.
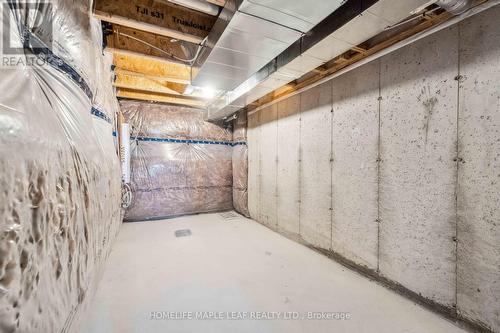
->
[190,0,348,91]
[166,0,220,16]
[206,0,436,120]
[201,0,477,120]
[435,0,472,14]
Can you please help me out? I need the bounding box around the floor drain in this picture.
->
[219,211,240,220]
[175,229,192,237]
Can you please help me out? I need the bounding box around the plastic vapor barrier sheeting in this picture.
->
[0,1,122,332]
[232,111,249,216]
[121,100,234,221]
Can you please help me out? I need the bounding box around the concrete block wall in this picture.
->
[246,6,500,332]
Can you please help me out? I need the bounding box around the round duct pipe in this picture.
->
[435,0,473,15]
[166,0,220,16]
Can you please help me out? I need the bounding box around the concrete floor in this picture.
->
[81,212,468,333]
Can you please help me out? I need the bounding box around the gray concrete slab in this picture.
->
[277,95,301,237]
[457,6,500,332]
[379,26,459,307]
[331,61,380,270]
[81,213,468,333]
[299,81,333,250]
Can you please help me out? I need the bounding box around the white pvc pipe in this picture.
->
[120,123,131,184]
[166,0,220,16]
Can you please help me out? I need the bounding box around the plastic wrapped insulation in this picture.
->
[120,100,234,221]
[0,1,122,332]
[23,0,102,93]
[93,51,119,121]
[232,111,249,217]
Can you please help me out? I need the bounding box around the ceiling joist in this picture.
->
[117,88,206,108]
[114,71,188,95]
[113,52,192,84]
[105,24,199,63]
[206,0,225,6]
[95,0,223,107]
[93,0,216,44]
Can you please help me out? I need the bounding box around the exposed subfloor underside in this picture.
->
[81,213,468,333]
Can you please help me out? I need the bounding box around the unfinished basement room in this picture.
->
[1,0,500,332]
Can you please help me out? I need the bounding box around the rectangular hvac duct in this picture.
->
[191,0,346,91]
[207,0,431,120]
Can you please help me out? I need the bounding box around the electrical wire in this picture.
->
[383,6,441,31]
[121,183,133,209]
[114,29,207,65]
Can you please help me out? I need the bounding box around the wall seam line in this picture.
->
[298,94,302,237]
[454,23,461,315]
[275,105,279,230]
[330,84,334,251]
[377,58,382,273]
[259,109,262,223]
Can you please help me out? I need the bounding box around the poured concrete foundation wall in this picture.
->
[247,6,500,332]
[379,25,458,308]
[457,10,500,330]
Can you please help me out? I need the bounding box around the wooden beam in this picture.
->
[114,72,188,95]
[113,52,191,84]
[108,47,175,64]
[311,66,327,74]
[114,71,206,97]
[351,46,368,54]
[206,0,225,6]
[333,55,349,64]
[93,0,216,43]
[114,68,187,85]
[106,24,198,61]
[117,88,206,108]
[164,82,188,94]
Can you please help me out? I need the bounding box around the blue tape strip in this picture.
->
[20,28,115,127]
[24,28,93,100]
[20,29,249,145]
[111,131,246,146]
[91,106,112,124]
[134,136,236,146]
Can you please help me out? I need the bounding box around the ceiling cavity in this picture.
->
[191,0,347,91]
[204,0,454,120]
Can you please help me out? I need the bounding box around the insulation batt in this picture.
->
[121,100,234,221]
[0,0,122,332]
